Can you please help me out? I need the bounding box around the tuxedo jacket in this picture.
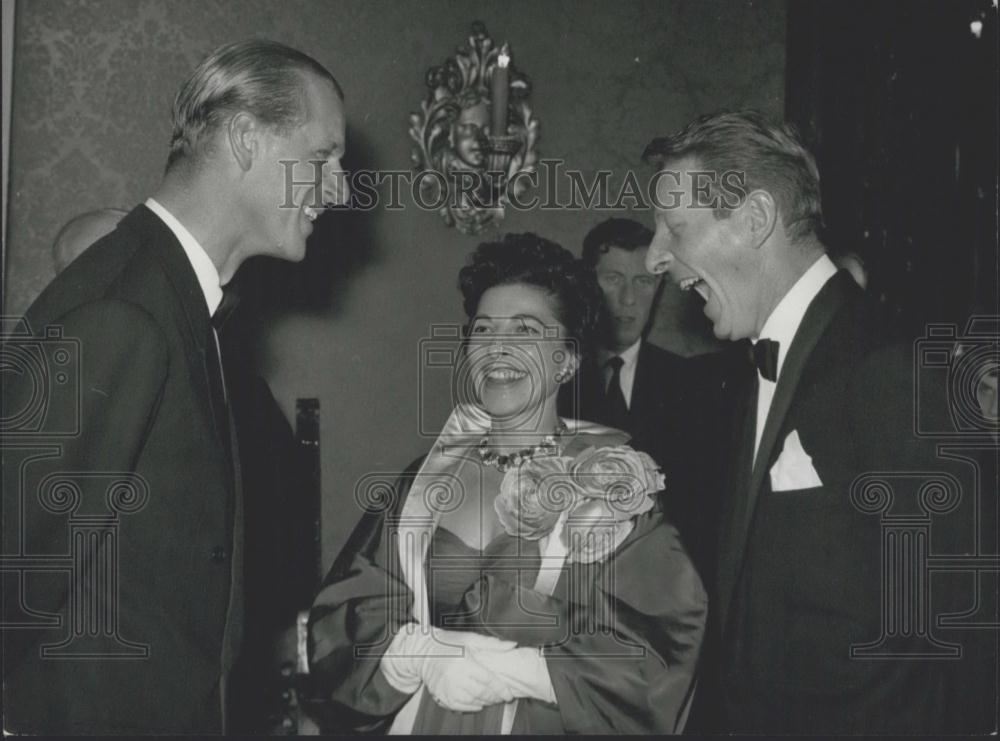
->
[558,341,732,584]
[713,270,993,734]
[2,205,243,733]
[558,342,695,469]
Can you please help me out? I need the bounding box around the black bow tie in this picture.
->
[750,338,780,382]
[211,285,241,331]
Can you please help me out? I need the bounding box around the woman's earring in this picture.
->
[556,366,574,383]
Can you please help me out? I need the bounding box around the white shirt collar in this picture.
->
[619,338,643,367]
[599,337,642,368]
[145,197,223,316]
[755,254,838,379]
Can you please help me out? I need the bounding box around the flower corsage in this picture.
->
[493,444,665,563]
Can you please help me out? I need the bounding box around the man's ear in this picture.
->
[741,189,778,249]
[228,112,258,172]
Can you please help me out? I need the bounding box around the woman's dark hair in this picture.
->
[458,232,603,347]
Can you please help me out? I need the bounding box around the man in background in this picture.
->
[51,208,127,273]
[559,218,687,458]
[646,268,728,357]
[3,38,348,734]
[558,217,726,581]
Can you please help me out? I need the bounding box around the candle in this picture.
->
[491,44,510,137]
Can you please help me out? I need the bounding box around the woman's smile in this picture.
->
[483,365,529,383]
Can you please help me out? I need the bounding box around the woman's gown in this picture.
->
[308,449,707,734]
[411,526,553,734]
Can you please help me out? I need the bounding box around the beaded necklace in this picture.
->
[477,422,568,472]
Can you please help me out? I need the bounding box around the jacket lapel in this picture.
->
[720,271,856,626]
[628,343,654,429]
[124,206,212,352]
[123,206,231,467]
[748,272,855,500]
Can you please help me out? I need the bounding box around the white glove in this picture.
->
[380,623,518,712]
[472,646,557,705]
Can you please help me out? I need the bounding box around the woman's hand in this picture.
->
[421,639,518,712]
[380,623,518,711]
[471,646,557,705]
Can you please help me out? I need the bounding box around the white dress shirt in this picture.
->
[599,338,642,409]
[146,197,227,402]
[145,197,222,316]
[752,254,838,464]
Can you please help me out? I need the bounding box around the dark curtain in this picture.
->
[786,0,998,337]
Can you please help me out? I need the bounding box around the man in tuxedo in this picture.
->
[643,110,994,733]
[2,39,348,733]
[557,218,725,581]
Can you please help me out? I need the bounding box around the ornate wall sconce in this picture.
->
[409,22,540,235]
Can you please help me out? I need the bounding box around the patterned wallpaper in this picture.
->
[5,0,786,561]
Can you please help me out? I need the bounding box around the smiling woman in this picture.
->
[308,234,708,735]
[458,233,601,437]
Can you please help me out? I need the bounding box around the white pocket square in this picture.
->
[769,429,824,491]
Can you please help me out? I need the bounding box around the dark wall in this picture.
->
[786,0,998,335]
[4,0,786,564]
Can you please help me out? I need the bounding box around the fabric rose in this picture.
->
[560,487,644,564]
[569,446,664,520]
[555,445,665,563]
[494,456,579,540]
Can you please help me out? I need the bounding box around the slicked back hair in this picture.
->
[167,39,342,172]
[643,110,823,242]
